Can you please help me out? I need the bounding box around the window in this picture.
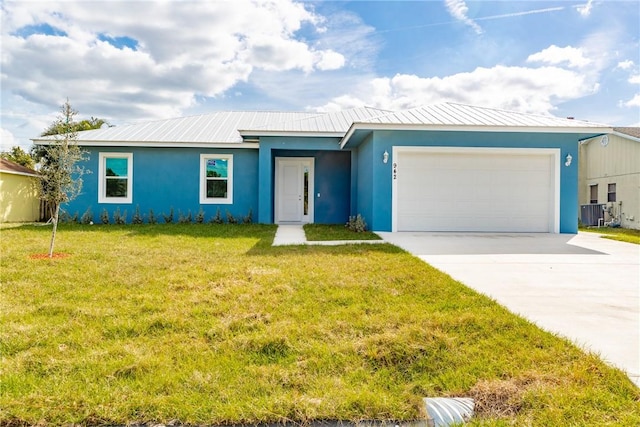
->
[200,154,233,204]
[607,183,616,202]
[99,153,133,203]
[589,184,598,204]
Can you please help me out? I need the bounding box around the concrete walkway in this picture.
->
[272,224,386,246]
[273,224,307,245]
[379,231,640,387]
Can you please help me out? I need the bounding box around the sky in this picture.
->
[1,0,639,151]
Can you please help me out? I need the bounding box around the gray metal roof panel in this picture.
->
[40,111,320,144]
[240,106,391,134]
[362,103,609,128]
[32,103,612,148]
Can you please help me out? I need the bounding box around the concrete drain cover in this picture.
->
[424,397,474,426]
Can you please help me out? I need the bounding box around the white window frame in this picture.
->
[199,154,233,204]
[607,183,616,202]
[98,152,133,204]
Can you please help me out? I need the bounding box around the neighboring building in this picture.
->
[32,103,610,233]
[0,158,40,223]
[579,127,640,230]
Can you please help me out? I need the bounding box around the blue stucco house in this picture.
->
[33,103,611,233]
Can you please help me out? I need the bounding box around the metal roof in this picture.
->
[340,103,612,148]
[239,106,392,135]
[33,111,319,146]
[31,103,613,148]
[359,103,610,128]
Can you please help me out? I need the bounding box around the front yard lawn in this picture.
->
[304,223,382,241]
[1,224,638,426]
[580,226,640,245]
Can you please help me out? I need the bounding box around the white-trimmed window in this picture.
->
[200,154,233,204]
[607,183,616,202]
[99,152,133,204]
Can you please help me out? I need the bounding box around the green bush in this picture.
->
[178,210,192,224]
[195,207,205,224]
[113,208,127,225]
[210,208,224,224]
[100,209,110,224]
[80,207,93,224]
[242,208,253,224]
[132,205,143,224]
[58,210,72,224]
[162,207,174,224]
[148,209,157,225]
[346,214,367,232]
[226,210,238,224]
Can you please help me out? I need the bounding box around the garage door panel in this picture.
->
[396,150,555,232]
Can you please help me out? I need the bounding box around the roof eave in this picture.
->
[238,130,345,138]
[612,130,640,143]
[30,139,260,149]
[340,123,613,148]
[0,169,40,178]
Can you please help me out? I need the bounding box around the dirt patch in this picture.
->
[29,253,70,260]
[468,376,559,418]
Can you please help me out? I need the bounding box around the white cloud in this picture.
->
[1,0,344,120]
[623,94,640,108]
[1,128,17,152]
[240,36,344,73]
[577,0,594,17]
[315,50,345,71]
[617,60,635,70]
[444,0,483,34]
[315,65,598,116]
[1,0,358,147]
[630,75,640,84]
[527,45,592,68]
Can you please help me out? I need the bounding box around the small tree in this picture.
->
[0,146,35,169]
[37,100,88,257]
[40,116,111,136]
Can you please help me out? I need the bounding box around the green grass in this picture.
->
[304,223,382,241]
[581,226,640,245]
[1,224,639,426]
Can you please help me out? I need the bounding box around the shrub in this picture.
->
[226,210,238,224]
[80,207,93,224]
[148,209,157,225]
[178,210,192,224]
[58,210,72,224]
[195,207,205,224]
[100,209,110,224]
[346,214,367,233]
[132,205,143,224]
[210,208,224,224]
[162,207,174,224]
[243,208,253,224]
[113,208,127,225]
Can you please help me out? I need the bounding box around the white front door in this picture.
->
[275,157,314,223]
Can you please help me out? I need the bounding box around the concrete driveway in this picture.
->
[378,231,639,387]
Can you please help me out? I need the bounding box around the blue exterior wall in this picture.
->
[354,134,374,228]
[257,136,350,224]
[65,129,582,233]
[63,146,259,222]
[355,130,580,233]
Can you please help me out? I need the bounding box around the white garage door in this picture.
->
[394,148,558,232]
